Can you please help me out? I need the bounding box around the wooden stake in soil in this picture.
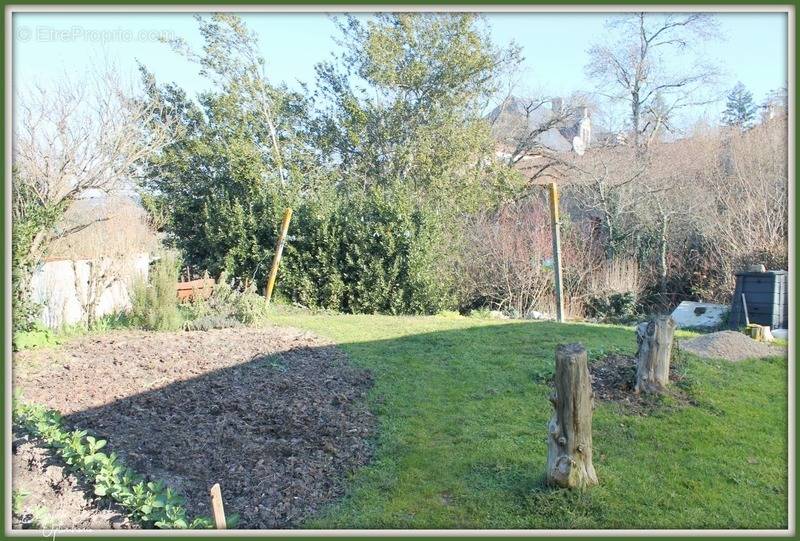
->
[264,207,293,304]
[210,483,227,529]
[634,315,677,394]
[547,343,598,489]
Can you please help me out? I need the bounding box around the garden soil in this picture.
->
[13,327,375,529]
[679,330,786,362]
[589,354,689,415]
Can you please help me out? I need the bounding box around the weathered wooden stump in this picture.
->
[547,343,598,489]
[635,315,677,394]
[745,323,766,342]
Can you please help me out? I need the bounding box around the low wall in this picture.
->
[30,254,150,329]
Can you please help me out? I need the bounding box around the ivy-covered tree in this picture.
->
[721,82,757,130]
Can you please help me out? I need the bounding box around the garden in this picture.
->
[10,11,789,532]
[13,306,788,529]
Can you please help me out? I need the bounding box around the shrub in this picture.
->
[184,315,242,331]
[584,292,640,324]
[209,274,270,325]
[581,258,642,322]
[182,272,271,328]
[455,197,602,319]
[281,186,456,315]
[130,252,182,331]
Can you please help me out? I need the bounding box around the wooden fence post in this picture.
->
[264,208,293,304]
[548,183,565,322]
[547,343,598,488]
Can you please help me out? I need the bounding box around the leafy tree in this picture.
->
[139,70,303,281]
[139,13,321,282]
[313,13,524,207]
[721,82,757,130]
[141,13,524,314]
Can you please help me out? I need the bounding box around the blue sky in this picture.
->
[13,11,788,130]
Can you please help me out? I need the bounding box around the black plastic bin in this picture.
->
[729,270,788,330]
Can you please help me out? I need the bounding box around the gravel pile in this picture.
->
[679,330,786,362]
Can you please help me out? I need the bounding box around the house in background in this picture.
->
[492,97,593,153]
[30,196,157,328]
[488,96,614,183]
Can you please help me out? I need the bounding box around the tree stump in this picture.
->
[547,343,598,489]
[745,323,766,342]
[635,316,676,394]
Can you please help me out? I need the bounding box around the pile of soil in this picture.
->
[13,327,375,529]
[679,330,786,362]
[589,354,687,415]
[12,432,133,530]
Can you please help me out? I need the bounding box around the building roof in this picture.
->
[488,96,592,156]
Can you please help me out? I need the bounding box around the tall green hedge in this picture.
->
[281,186,455,314]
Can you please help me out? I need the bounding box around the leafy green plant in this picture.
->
[130,252,183,331]
[12,489,29,516]
[13,399,221,529]
[12,322,61,351]
[11,170,67,335]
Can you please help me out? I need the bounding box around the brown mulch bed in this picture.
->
[12,432,134,530]
[589,354,689,415]
[13,327,375,529]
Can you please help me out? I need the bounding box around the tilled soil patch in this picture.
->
[589,354,689,415]
[13,327,375,529]
[679,330,786,362]
[12,432,133,530]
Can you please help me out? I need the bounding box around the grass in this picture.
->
[14,306,788,529]
[267,310,788,529]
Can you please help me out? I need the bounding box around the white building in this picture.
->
[29,196,157,329]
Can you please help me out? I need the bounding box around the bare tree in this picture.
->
[455,197,603,318]
[698,113,788,293]
[490,93,593,182]
[563,147,647,259]
[12,67,173,325]
[58,199,158,327]
[585,12,721,156]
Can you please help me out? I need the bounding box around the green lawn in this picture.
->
[269,311,788,529]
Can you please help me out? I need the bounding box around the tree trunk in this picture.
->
[635,316,676,394]
[547,343,598,489]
